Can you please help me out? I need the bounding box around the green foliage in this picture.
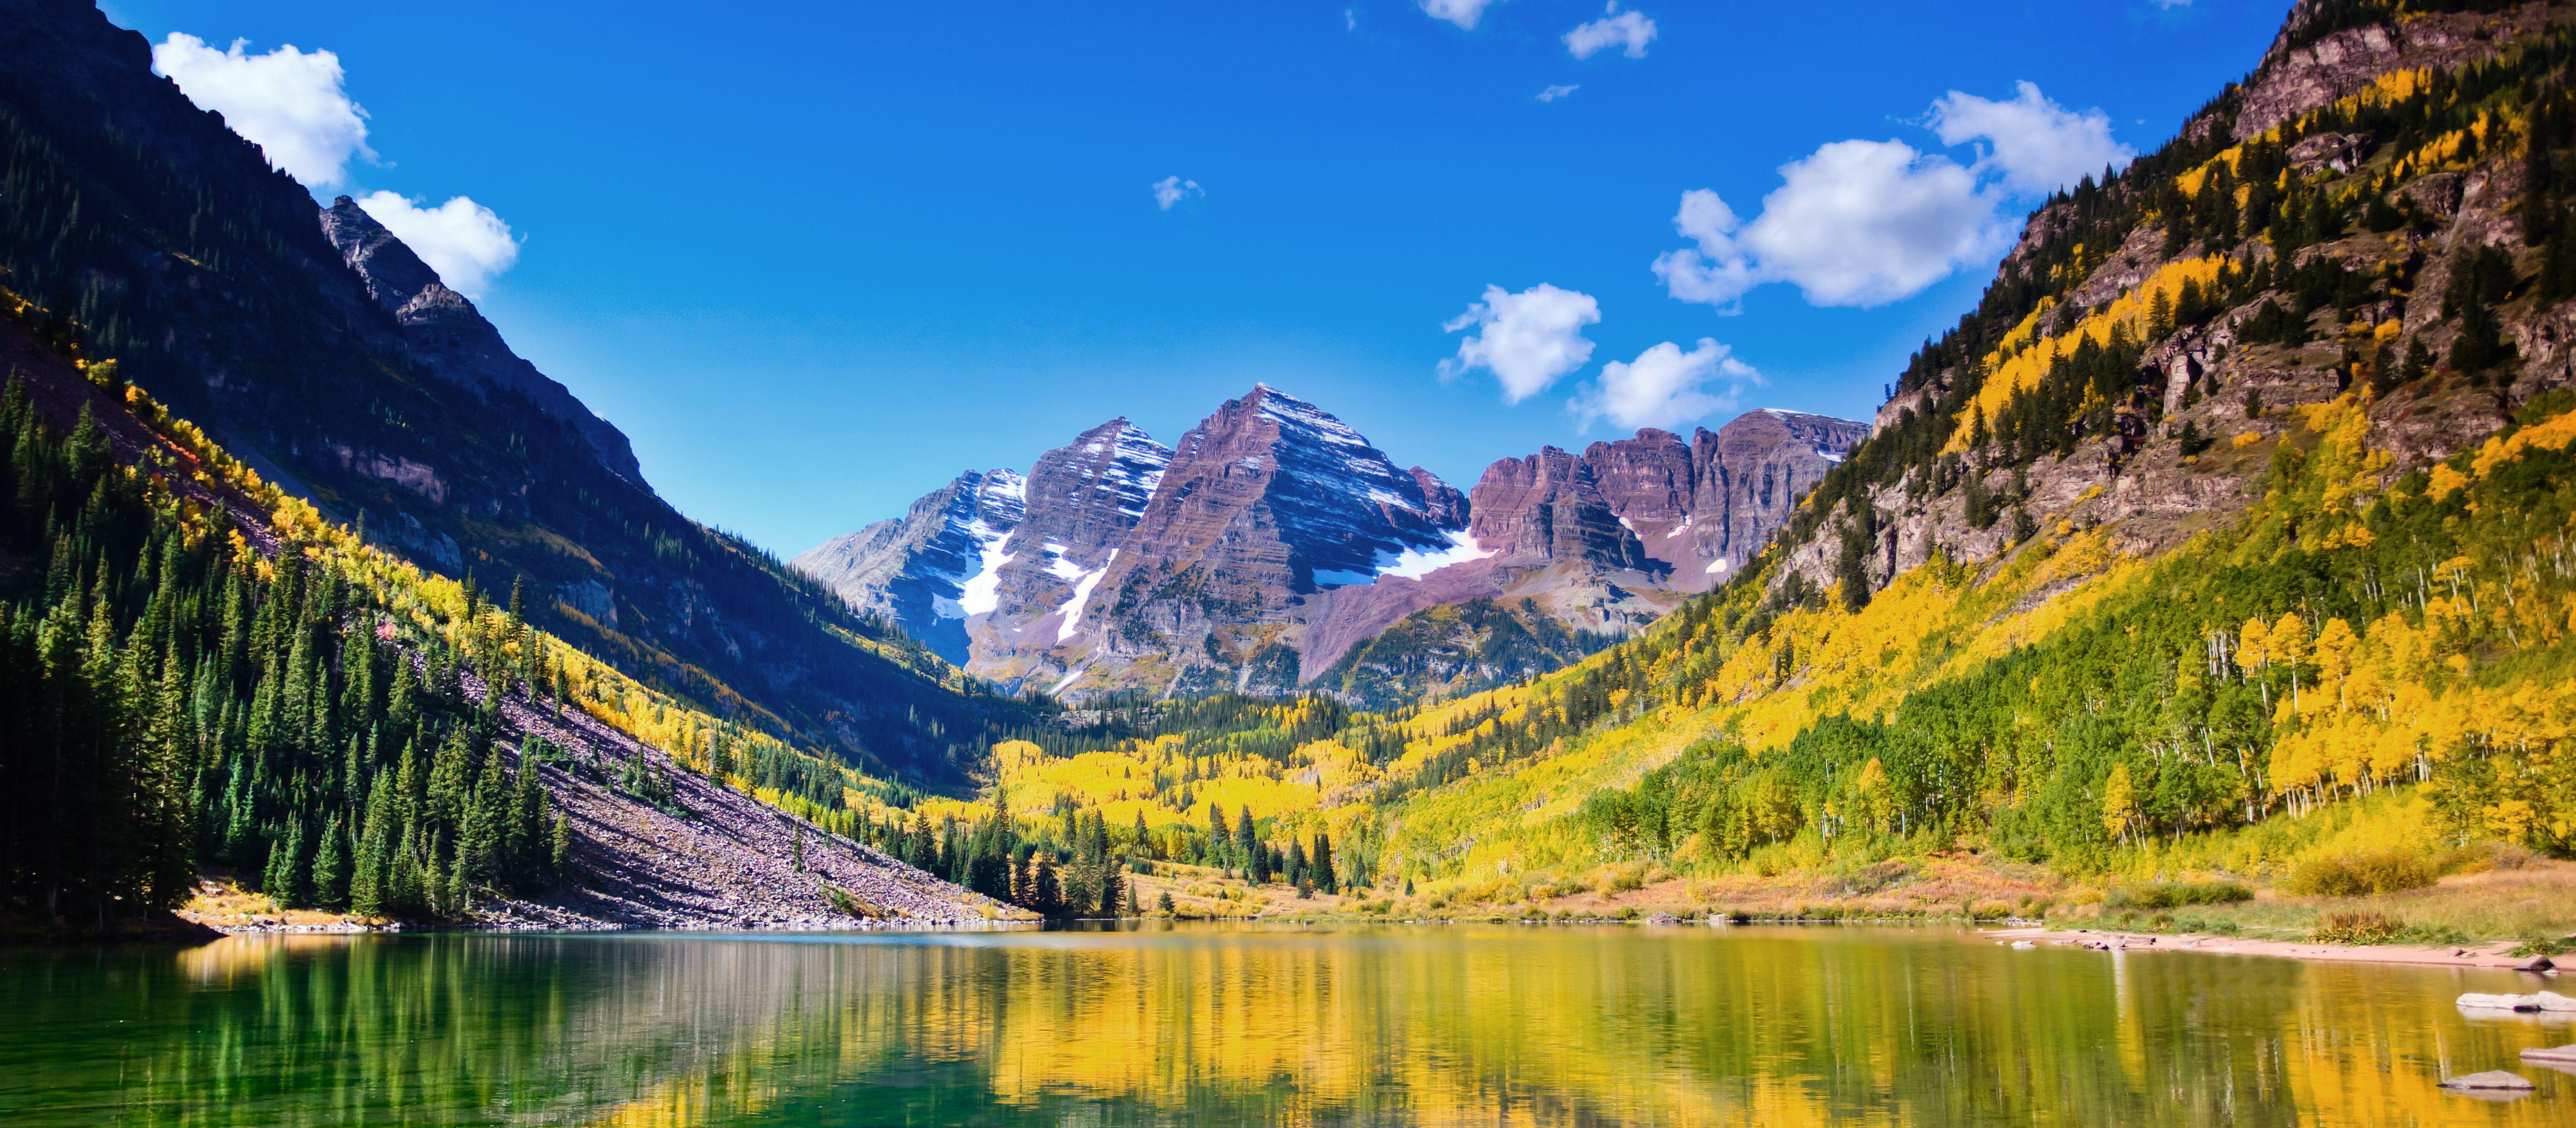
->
[2104,880,2253,910]
[2308,909,2402,945]
[1315,598,1620,708]
[0,376,577,924]
[2283,848,2436,897]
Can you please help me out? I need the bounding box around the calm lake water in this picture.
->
[2,923,2568,1126]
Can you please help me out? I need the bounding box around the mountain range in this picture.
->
[791,389,1865,702]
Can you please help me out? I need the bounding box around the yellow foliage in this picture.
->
[1948,256,2228,454]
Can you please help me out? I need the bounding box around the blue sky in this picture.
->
[107,0,2293,554]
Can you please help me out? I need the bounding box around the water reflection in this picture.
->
[1,924,2565,1126]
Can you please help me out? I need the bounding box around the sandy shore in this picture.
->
[1988,926,2562,971]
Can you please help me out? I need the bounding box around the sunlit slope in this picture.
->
[1375,394,2574,889]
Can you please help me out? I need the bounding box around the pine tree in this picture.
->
[1233,804,1256,871]
[311,815,349,910]
[549,810,574,882]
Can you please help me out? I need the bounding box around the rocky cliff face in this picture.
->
[1467,446,1650,569]
[319,196,645,486]
[1457,410,1865,586]
[1685,410,1869,579]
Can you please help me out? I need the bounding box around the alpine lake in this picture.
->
[3,922,2568,1126]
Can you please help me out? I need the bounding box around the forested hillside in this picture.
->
[0,309,1015,931]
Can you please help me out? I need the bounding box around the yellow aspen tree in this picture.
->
[2272,613,2311,715]
[2101,763,2140,844]
[1852,757,1896,835]
[2238,616,2272,710]
[2313,618,2358,712]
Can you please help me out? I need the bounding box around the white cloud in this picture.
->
[1439,283,1600,403]
[1928,81,2135,197]
[1538,84,1580,102]
[1151,175,1203,210]
[1651,83,2127,311]
[1420,0,1502,30]
[1572,338,1758,431]
[1564,4,1657,59]
[152,33,373,188]
[354,192,520,297]
[1654,140,1999,309]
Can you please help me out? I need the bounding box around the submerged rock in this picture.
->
[2438,1070,2534,1093]
[2457,991,2576,1012]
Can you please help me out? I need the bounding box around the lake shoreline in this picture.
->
[1985,925,2564,971]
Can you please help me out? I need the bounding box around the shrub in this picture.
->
[2310,910,2402,945]
[1970,899,2015,920]
[2512,934,2570,958]
[2285,849,2435,897]
[1597,864,1646,894]
[2488,843,2541,872]
[2105,880,2254,910]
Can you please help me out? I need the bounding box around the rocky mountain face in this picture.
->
[1055,385,1471,696]
[0,0,1025,784]
[319,196,645,486]
[800,384,1865,702]
[789,469,1026,665]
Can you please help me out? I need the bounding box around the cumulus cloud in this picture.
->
[355,192,520,297]
[1654,140,1998,309]
[1928,81,2135,196]
[1572,338,1758,431]
[1654,83,2124,310]
[1538,84,1580,102]
[1439,283,1600,403]
[1565,4,1657,59]
[1420,0,1502,30]
[152,33,373,188]
[1151,176,1203,210]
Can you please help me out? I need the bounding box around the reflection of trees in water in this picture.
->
[4,928,2565,1127]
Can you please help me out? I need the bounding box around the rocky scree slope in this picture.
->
[0,0,1026,787]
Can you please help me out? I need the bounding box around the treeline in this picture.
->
[849,796,1349,915]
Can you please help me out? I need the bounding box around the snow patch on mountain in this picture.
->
[951,530,1014,617]
[1381,530,1495,579]
[1314,530,1495,588]
[1055,550,1117,643]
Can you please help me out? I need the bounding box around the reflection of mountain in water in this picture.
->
[10,927,2570,1127]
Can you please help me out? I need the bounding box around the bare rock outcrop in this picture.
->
[319,196,647,487]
